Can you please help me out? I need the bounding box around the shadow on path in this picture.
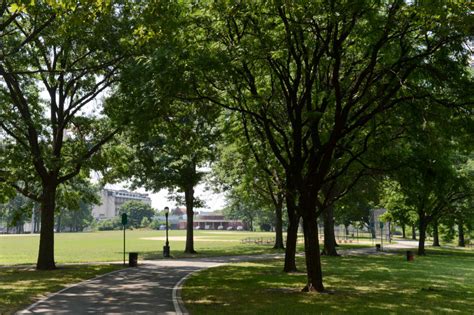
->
[19,243,420,314]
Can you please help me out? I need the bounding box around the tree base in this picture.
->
[321,249,340,257]
[301,284,328,293]
[283,267,298,273]
[36,263,56,271]
[184,250,198,254]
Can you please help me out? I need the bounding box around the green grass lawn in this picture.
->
[0,264,123,314]
[0,229,369,265]
[182,247,474,314]
[0,230,278,265]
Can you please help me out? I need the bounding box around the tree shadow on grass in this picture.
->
[183,251,474,314]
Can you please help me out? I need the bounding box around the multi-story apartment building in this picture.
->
[92,189,152,220]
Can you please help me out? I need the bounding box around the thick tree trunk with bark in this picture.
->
[284,208,299,272]
[432,221,440,247]
[273,198,285,249]
[418,220,427,256]
[37,184,57,270]
[302,212,324,292]
[321,206,338,256]
[458,223,465,247]
[401,224,406,238]
[184,186,197,254]
[412,225,417,240]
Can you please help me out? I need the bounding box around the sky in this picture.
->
[104,181,227,213]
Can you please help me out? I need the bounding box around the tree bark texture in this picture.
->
[458,223,465,247]
[36,184,57,270]
[184,186,197,254]
[432,221,440,246]
[273,199,285,249]
[284,212,299,272]
[418,220,427,256]
[302,213,324,292]
[321,206,338,256]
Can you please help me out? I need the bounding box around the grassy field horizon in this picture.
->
[0,229,373,265]
[0,230,278,265]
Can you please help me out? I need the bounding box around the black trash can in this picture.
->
[375,244,381,251]
[129,252,138,267]
[406,250,414,262]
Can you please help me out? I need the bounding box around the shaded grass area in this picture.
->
[0,264,123,314]
[182,249,474,314]
[0,230,370,265]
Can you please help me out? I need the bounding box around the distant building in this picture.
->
[92,189,152,220]
[178,212,246,230]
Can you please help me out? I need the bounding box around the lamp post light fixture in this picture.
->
[163,206,170,257]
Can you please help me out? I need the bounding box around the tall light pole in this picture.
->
[163,206,170,257]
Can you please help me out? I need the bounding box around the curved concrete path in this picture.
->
[17,254,285,315]
[18,241,419,314]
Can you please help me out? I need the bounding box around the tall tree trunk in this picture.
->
[273,198,285,249]
[37,184,57,270]
[418,219,427,256]
[412,225,417,240]
[458,222,465,247]
[184,185,197,254]
[284,210,299,272]
[401,224,406,238]
[432,221,440,247]
[321,206,338,256]
[302,211,324,292]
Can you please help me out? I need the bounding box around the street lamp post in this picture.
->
[163,206,170,257]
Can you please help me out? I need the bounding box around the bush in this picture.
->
[97,217,121,231]
[141,217,151,228]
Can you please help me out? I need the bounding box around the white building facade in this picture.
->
[92,189,152,220]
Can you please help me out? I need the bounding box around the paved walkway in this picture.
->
[18,242,419,315]
[18,254,286,315]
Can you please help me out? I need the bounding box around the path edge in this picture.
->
[16,266,128,314]
[173,269,201,315]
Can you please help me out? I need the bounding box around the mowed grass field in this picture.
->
[0,230,368,313]
[0,229,370,265]
[182,247,474,314]
[0,230,284,265]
